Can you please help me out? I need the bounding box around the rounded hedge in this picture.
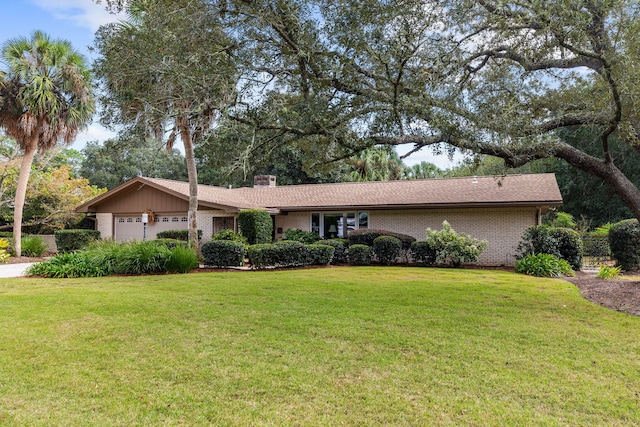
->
[201,240,245,268]
[348,244,372,266]
[348,229,416,249]
[609,219,640,271]
[373,235,402,265]
[323,238,349,264]
[410,241,437,266]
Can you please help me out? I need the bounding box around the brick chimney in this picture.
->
[253,175,276,188]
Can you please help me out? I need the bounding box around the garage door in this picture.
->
[115,214,188,241]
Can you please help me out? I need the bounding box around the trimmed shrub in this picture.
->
[348,244,372,266]
[308,244,335,265]
[211,229,248,244]
[609,219,640,271]
[348,229,416,249]
[272,240,313,266]
[323,238,349,264]
[156,229,203,241]
[426,221,487,267]
[166,246,199,273]
[517,226,583,270]
[410,241,437,266]
[283,228,322,244]
[373,235,402,265]
[21,236,48,257]
[202,240,245,268]
[54,229,101,253]
[238,209,272,245]
[515,253,575,277]
[246,244,276,269]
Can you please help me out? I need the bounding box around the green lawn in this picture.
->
[0,267,638,426]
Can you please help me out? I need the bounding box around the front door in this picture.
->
[213,217,235,234]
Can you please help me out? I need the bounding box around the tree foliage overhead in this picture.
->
[81,138,187,190]
[93,0,238,249]
[93,0,640,222]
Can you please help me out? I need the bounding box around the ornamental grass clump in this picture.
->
[515,253,575,277]
[425,221,487,267]
[597,265,622,280]
[21,235,47,257]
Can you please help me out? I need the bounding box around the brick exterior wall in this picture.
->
[96,213,113,240]
[197,210,238,243]
[275,207,537,266]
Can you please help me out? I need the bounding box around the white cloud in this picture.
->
[396,143,464,170]
[30,0,124,32]
[71,123,116,151]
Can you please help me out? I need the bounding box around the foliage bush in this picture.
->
[245,241,334,269]
[323,238,349,264]
[54,229,101,253]
[425,221,487,267]
[307,244,335,265]
[0,238,10,263]
[373,235,402,265]
[582,233,610,259]
[348,229,416,249]
[27,253,107,278]
[152,238,188,250]
[608,219,640,271]
[156,229,203,241]
[165,246,199,273]
[515,253,575,277]
[348,244,372,266]
[517,226,583,270]
[21,235,48,257]
[201,240,245,268]
[283,228,322,244]
[27,240,199,278]
[597,265,622,280]
[211,229,247,244]
[238,209,272,245]
[410,241,437,266]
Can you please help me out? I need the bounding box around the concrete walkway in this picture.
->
[0,263,37,278]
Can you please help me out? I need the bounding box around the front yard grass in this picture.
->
[0,267,638,425]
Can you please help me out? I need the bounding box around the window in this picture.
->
[162,217,169,222]
[181,217,187,222]
[118,218,125,223]
[172,217,179,222]
[310,212,368,239]
[126,218,133,223]
[136,218,142,223]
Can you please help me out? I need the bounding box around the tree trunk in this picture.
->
[13,141,37,257]
[555,143,640,221]
[178,117,199,251]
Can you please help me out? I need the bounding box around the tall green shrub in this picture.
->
[54,229,101,253]
[238,209,272,245]
[323,238,349,264]
[609,219,640,271]
[425,221,487,267]
[410,241,437,266]
[348,244,372,266]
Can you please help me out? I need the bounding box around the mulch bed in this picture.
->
[564,272,640,317]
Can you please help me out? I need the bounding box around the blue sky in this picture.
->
[0,1,459,168]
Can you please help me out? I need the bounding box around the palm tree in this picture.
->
[404,161,443,180]
[0,31,94,256]
[347,146,406,182]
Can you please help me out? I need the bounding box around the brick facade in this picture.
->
[276,207,537,266]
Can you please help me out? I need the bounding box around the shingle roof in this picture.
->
[78,174,562,213]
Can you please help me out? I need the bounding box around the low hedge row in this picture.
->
[202,240,245,268]
[246,241,334,269]
[348,229,416,249]
[156,229,203,241]
[54,229,101,253]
